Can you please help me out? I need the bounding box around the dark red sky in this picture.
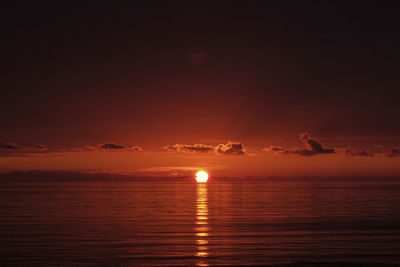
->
[1,2,399,176]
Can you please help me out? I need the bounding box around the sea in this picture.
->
[1,178,400,266]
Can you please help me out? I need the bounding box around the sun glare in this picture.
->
[195,171,209,183]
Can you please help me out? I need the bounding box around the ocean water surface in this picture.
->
[1,179,400,266]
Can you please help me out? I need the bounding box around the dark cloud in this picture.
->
[385,148,400,157]
[163,141,246,155]
[263,145,300,155]
[265,133,335,156]
[266,146,286,152]
[100,143,125,150]
[85,143,144,152]
[345,147,374,157]
[0,142,48,156]
[0,142,21,150]
[0,142,48,152]
[299,133,335,154]
[163,144,214,153]
[215,141,246,155]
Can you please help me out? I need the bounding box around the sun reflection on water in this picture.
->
[195,183,209,266]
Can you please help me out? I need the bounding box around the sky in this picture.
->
[1,2,400,177]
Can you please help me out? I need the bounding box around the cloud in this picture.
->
[98,143,143,151]
[299,133,335,154]
[385,148,400,157]
[215,141,246,155]
[0,142,48,157]
[163,144,214,153]
[263,145,293,155]
[265,133,335,156]
[0,142,48,152]
[163,141,246,155]
[267,146,285,152]
[0,142,21,150]
[85,142,144,152]
[345,147,374,157]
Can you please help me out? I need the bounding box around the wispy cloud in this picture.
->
[83,142,144,152]
[0,142,21,150]
[163,141,246,155]
[163,144,214,153]
[345,147,374,157]
[0,142,48,156]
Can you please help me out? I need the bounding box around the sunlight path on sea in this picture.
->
[195,183,209,267]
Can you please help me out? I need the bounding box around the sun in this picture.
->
[195,171,209,183]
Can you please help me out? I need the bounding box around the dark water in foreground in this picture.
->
[1,179,400,266]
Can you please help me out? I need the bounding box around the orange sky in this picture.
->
[1,134,399,177]
[1,3,400,178]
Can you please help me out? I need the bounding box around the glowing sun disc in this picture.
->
[196,171,209,183]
